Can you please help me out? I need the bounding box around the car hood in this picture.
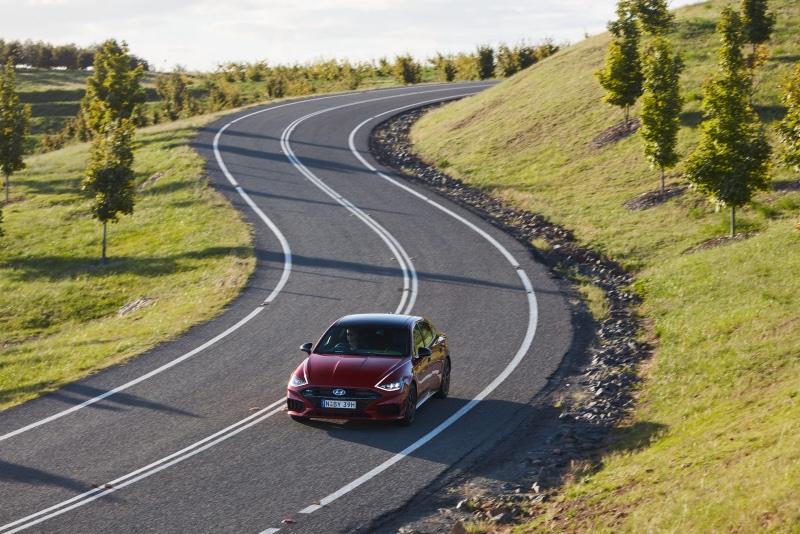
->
[306,353,406,387]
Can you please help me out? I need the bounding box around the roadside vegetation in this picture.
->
[0,112,254,410]
[0,40,254,409]
[411,0,800,529]
[3,37,559,154]
[0,31,559,410]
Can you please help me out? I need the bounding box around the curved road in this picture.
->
[0,84,572,533]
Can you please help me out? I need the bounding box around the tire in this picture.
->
[290,415,308,423]
[399,383,417,426]
[434,358,451,399]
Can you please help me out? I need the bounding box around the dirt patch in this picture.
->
[367,104,654,534]
[117,297,156,317]
[139,172,164,191]
[623,185,687,211]
[683,232,758,254]
[590,118,639,148]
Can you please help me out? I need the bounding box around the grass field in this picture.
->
[412,0,800,530]
[0,113,255,410]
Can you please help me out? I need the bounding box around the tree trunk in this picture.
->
[660,167,665,195]
[624,106,630,125]
[101,221,108,263]
[3,172,8,204]
[730,205,737,239]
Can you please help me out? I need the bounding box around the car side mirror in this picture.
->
[300,342,313,354]
[416,347,432,360]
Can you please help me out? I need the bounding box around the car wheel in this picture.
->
[400,383,417,426]
[290,415,308,423]
[435,358,451,399]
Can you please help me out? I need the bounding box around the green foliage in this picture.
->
[779,63,800,171]
[640,38,684,190]
[392,55,422,85]
[685,8,771,235]
[207,77,241,111]
[81,40,145,136]
[634,0,675,34]
[0,60,31,203]
[495,44,520,78]
[156,69,197,121]
[596,0,644,120]
[741,0,776,45]
[454,53,480,81]
[430,53,456,82]
[82,119,136,225]
[476,45,495,80]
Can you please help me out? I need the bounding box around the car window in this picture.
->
[315,324,410,356]
[420,321,436,347]
[413,325,425,353]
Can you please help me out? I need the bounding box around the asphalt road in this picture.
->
[0,83,573,533]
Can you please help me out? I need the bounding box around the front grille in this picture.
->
[301,388,381,400]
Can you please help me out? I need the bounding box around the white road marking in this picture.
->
[0,85,493,533]
[295,95,539,515]
[0,84,482,443]
[0,399,286,534]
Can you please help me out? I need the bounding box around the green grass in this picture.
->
[16,69,161,151]
[411,0,800,530]
[0,112,255,410]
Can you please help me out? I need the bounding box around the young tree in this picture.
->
[476,45,495,79]
[685,8,771,238]
[392,55,422,84]
[778,63,800,172]
[430,53,456,82]
[81,40,145,136]
[633,0,675,35]
[640,38,683,193]
[495,44,520,78]
[0,60,31,203]
[82,119,136,262]
[742,0,775,55]
[156,68,196,121]
[596,0,644,123]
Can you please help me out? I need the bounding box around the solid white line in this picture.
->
[0,399,286,533]
[281,113,418,315]
[0,85,477,442]
[296,97,539,514]
[259,529,281,534]
[0,85,491,532]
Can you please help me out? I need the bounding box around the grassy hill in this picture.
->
[0,112,254,410]
[411,0,800,530]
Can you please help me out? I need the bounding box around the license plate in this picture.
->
[321,399,356,409]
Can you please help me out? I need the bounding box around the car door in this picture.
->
[420,320,446,389]
[412,322,435,394]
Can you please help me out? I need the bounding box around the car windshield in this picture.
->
[315,324,409,357]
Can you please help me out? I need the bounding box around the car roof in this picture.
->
[334,313,421,329]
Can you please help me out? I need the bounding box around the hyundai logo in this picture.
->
[332,389,347,397]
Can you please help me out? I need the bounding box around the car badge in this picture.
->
[332,389,347,397]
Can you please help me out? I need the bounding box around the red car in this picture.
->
[286,314,451,425]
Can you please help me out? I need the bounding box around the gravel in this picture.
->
[367,104,656,533]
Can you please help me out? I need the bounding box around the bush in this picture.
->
[392,55,422,84]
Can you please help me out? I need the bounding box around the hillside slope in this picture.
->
[412,0,800,530]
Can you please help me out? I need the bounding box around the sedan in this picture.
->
[286,314,451,425]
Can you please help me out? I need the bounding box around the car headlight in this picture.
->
[289,373,308,387]
[376,379,403,392]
